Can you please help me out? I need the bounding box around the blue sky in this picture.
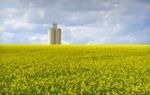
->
[0,0,150,44]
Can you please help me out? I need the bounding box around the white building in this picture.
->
[48,23,61,44]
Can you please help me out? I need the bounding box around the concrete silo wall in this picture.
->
[55,29,61,44]
[50,28,56,44]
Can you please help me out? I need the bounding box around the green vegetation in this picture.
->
[0,45,150,95]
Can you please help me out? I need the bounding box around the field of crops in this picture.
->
[0,45,150,95]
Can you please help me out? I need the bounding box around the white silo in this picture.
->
[48,23,61,44]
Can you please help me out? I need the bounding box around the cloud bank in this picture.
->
[0,0,150,44]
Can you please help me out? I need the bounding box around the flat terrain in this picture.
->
[0,45,150,95]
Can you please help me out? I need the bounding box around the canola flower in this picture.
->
[0,45,150,95]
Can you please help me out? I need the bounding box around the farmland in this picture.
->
[0,45,150,95]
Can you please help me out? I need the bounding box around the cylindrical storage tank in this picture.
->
[55,28,61,44]
[50,28,56,44]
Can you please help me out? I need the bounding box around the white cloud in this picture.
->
[0,27,5,32]
[29,34,47,44]
[62,40,70,44]
[37,10,45,18]
[0,32,14,40]
[22,8,46,23]
[3,19,37,30]
[0,8,18,18]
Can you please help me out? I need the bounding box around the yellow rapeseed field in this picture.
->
[0,45,150,95]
